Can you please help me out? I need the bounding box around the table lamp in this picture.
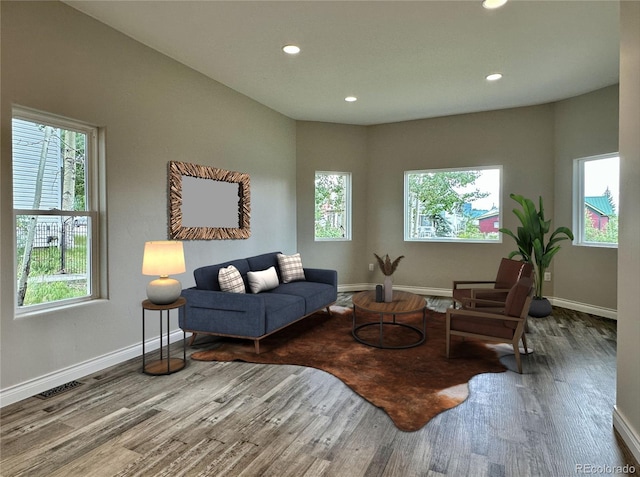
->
[142,241,186,305]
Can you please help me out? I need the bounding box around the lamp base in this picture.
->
[146,277,182,305]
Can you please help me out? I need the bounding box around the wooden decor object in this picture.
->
[168,161,250,240]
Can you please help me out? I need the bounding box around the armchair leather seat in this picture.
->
[446,276,534,373]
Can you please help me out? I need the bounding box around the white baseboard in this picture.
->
[338,283,452,297]
[613,406,640,465]
[0,329,188,408]
[338,283,618,319]
[338,283,375,292]
[550,297,617,320]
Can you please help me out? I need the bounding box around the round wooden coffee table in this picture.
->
[352,290,427,349]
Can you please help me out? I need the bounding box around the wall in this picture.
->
[366,106,556,292]
[297,93,620,314]
[615,0,640,463]
[0,2,297,396]
[296,106,558,294]
[553,85,619,311]
[296,122,369,286]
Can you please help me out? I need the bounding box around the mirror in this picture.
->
[168,161,250,240]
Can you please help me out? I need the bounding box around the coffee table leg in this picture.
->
[352,305,356,331]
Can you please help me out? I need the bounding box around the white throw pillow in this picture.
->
[277,253,306,283]
[247,266,280,293]
[218,265,246,293]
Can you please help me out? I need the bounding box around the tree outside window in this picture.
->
[405,167,501,242]
[315,172,351,240]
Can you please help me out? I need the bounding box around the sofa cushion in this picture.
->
[247,266,279,293]
[270,281,337,314]
[194,259,250,291]
[218,265,246,293]
[262,293,306,333]
[277,252,306,283]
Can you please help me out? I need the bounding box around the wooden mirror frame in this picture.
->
[168,161,251,240]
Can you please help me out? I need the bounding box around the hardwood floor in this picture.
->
[1,294,638,476]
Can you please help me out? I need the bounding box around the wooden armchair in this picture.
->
[446,276,533,373]
[452,257,533,309]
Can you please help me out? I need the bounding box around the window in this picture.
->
[573,153,619,247]
[405,166,502,242]
[315,172,351,240]
[12,107,101,312]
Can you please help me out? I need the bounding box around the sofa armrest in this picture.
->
[304,268,338,287]
[181,287,265,310]
[179,287,267,337]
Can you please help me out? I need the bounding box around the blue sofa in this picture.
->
[179,252,338,353]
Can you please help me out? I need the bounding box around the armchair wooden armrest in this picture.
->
[446,307,524,323]
[459,296,509,309]
[452,280,497,289]
[471,287,510,296]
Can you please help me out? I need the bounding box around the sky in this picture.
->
[461,168,500,211]
[457,157,620,214]
[584,156,619,209]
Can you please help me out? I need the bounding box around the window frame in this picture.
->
[572,152,619,249]
[404,165,503,243]
[314,171,352,242]
[12,106,103,314]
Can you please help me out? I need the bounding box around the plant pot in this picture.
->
[529,297,552,318]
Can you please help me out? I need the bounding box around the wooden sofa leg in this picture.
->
[254,340,261,354]
[188,333,198,346]
[326,306,332,316]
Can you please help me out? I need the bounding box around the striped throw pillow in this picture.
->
[218,265,246,293]
[277,253,306,283]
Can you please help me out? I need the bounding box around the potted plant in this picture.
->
[499,194,574,317]
[374,253,404,302]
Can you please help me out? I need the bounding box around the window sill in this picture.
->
[14,297,109,320]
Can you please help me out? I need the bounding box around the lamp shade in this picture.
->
[142,241,186,277]
[142,241,185,305]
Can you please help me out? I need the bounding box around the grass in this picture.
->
[17,235,90,306]
[24,280,88,305]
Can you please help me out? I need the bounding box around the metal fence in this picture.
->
[16,220,88,275]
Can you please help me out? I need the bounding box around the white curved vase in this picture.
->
[384,275,393,303]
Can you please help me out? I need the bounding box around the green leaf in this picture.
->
[499,193,573,299]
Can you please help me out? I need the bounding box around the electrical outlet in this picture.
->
[369,263,374,272]
[544,272,552,281]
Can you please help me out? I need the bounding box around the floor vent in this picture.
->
[36,381,83,399]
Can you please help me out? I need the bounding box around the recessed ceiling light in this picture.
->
[482,0,508,9]
[282,45,301,55]
[345,96,358,102]
[486,73,503,81]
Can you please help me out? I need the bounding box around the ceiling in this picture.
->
[64,1,620,126]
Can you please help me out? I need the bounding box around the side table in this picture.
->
[141,297,187,375]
